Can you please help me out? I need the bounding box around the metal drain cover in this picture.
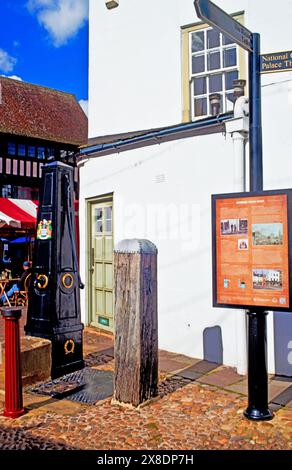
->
[30,368,113,404]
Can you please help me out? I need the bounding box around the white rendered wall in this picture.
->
[89,0,292,137]
[80,132,241,366]
[86,0,292,372]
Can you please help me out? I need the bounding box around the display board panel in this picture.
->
[212,190,292,311]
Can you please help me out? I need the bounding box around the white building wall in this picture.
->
[89,0,292,138]
[80,132,240,364]
[89,0,292,191]
[84,0,292,373]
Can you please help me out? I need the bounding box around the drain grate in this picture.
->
[30,368,113,404]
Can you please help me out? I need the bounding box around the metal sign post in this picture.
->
[194,0,273,420]
[244,32,272,420]
[249,33,263,192]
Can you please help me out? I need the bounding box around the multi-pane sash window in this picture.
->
[190,27,238,118]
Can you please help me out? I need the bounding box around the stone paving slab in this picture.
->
[183,360,220,375]
[270,384,292,407]
[196,367,243,387]
[159,350,200,366]
[83,328,114,356]
[159,358,187,373]
[268,380,291,400]
[224,378,248,395]
[144,349,201,375]
[25,395,85,416]
[224,377,292,406]
[175,369,202,381]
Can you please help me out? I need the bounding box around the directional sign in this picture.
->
[194,0,253,52]
[261,50,292,74]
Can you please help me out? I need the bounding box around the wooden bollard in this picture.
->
[114,239,158,407]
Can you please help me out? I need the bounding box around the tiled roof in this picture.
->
[0,77,88,146]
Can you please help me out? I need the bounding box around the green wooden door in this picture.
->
[90,200,113,331]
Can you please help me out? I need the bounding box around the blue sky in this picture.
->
[0,0,88,114]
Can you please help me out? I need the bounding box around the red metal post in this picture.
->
[1,307,25,418]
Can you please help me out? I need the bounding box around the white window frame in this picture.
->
[189,26,239,119]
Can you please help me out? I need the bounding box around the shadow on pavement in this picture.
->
[25,396,61,411]
[271,384,292,407]
[158,360,220,398]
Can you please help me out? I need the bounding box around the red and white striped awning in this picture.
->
[0,198,38,228]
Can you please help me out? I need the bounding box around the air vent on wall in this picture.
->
[155,174,166,184]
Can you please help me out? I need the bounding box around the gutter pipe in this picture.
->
[78,112,233,159]
[226,96,249,376]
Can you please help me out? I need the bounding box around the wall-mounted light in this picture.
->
[233,79,246,99]
[105,0,119,9]
[209,93,221,116]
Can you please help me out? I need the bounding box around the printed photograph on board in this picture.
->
[238,239,248,250]
[252,269,283,290]
[220,218,248,235]
[252,223,283,246]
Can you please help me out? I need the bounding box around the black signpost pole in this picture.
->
[249,33,263,192]
[193,0,274,421]
[244,311,272,420]
[244,33,273,421]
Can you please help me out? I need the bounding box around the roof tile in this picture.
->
[0,77,88,146]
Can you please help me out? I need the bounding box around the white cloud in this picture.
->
[79,99,88,116]
[0,49,17,73]
[1,75,23,81]
[27,0,89,47]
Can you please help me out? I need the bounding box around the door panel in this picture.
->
[96,290,104,313]
[95,264,103,287]
[95,238,103,258]
[90,199,113,331]
[105,237,113,260]
[105,263,113,289]
[105,291,113,316]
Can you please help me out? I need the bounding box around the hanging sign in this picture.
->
[194,0,253,52]
[212,189,292,311]
[260,50,292,74]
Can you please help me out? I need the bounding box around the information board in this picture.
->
[212,190,292,311]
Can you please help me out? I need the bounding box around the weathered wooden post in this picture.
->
[114,239,158,407]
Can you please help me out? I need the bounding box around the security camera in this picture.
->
[105,0,119,9]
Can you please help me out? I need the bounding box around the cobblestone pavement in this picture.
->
[0,426,74,450]
[0,327,292,450]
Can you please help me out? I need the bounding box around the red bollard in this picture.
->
[1,307,25,418]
